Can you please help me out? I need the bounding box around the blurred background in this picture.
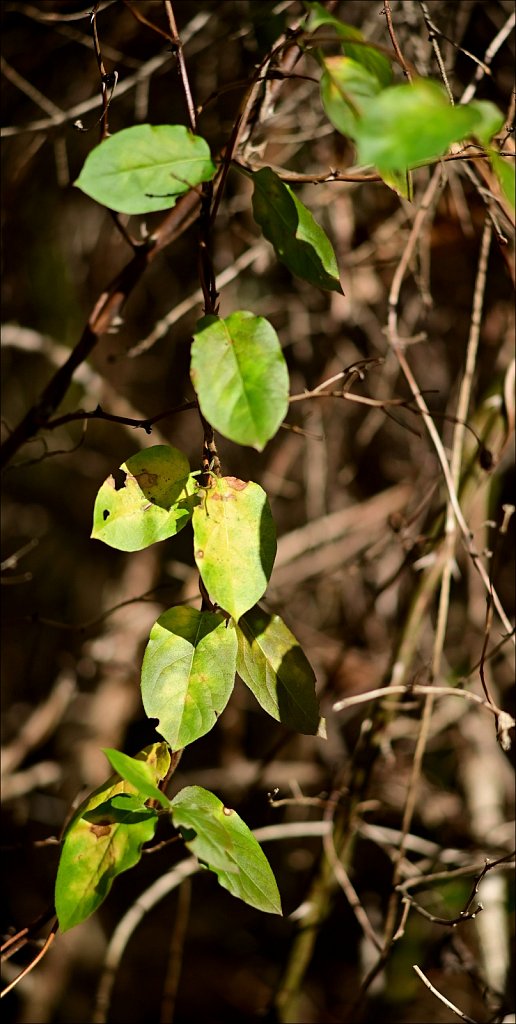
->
[1,2,514,1022]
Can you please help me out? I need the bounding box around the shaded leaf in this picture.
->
[141,606,237,748]
[191,312,289,450]
[236,605,320,734]
[355,80,485,172]
[171,786,282,915]
[320,56,381,138]
[193,477,276,620]
[252,168,342,293]
[306,1,392,87]
[55,743,169,931]
[92,445,196,552]
[75,124,216,214]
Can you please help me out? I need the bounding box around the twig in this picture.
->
[1,11,213,137]
[461,10,516,106]
[383,1,412,80]
[322,793,383,951]
[418,1,454,103]
[125,241,269,358]
[0,186,201,470]
[401,891,482,926]
[0,921,58,999]
[387,175,513,639]
[332,683,511,720]
[383,212,495,947]
[164,2,197,133]
[159,878,191,1024]
[90,2,112,141]
[44,400,197,432]
[1,672,76,776]
[93,820,332,1024]
[412,964,479,1023]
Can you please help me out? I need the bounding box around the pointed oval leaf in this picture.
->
[92,445,196,551]
[320,56,382,138]
[191,312,289,450]
[252,168,342,293]
[102,747,171,807]
[192,477,276,620]
[141,606,237,748]
[236,605,320,734]
[355,80,485,172]
[75,125,216,214]
[55,743,169,931]
[171,786,282,915]
[306,2,393,87]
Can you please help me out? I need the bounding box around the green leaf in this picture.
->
[102,747,171,807]
[191,312,289,451]
[75,124,216,214]
[92,445,196,552]
[170,786,282,915]
[236,605,320,734]
[306,1,392,87]
[467,100,504,147]
[489,151,515,210]
[320,56,382,138]
[141,606,237,748]
[55,743,170,931]
[192,477,276,620]
[251,168,342,293]
[379,167,414,201]
[354,80,485,173]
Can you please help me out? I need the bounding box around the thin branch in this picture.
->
[0,921,58,999]
[164,1,197,133]
[159,878,191,1024]
[412,964,479,1023]
[383,1,412,81]
[461,10,516,106]
[44,400,197,433]
[401,891,482,926]
[1,11,213,137]
[93,820,332,1024]
[332,683,511,722]
[323,792,383,952]
[418,1,454,103]
[125,241,269,358]
[0,186,201,470]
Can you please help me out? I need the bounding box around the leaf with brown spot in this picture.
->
[55,744,170,932]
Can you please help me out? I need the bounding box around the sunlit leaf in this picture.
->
[102,747,171,807]
[252,168,342,293]
[191,312,289,451]
[306,1,392,87]
[192,477,276,620]
[355,80,485,172]
[237,605,320,734]
[141,606,237,748]
[320,56,381,138]
[75,124,216,214]
[467,100,504,147]
[92,445,196,552]
[171,786,282,914]
[55,743,170,931]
